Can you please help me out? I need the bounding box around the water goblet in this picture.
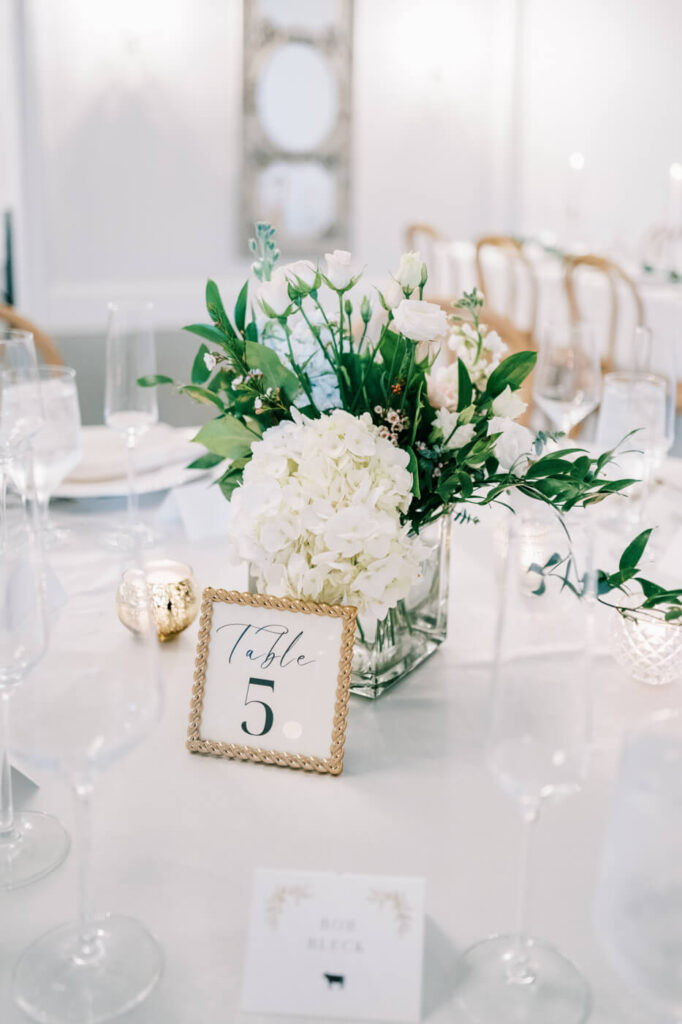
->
[3,365,82,545]
[533,322,601,436]
[0,329,42,536]
[594,709,682,1022]
[455,513,595,1024]
[104,301,158,550]
[12,537,163,1022]
[0,468,69,889]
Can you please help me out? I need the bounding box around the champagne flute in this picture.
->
[533,322,601,435]
[104,301,158,550]
[0,466,69,889]
[456,513,595,1023]
[594,710,682,1022]
[595,370,668,529]
[3,366,82,545]
[12,538,163,1022]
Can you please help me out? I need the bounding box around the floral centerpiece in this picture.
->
[143,223,682,697]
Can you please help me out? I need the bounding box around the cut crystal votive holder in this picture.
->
[611,612,682,686]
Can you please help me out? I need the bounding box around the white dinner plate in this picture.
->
[53,424,212,499]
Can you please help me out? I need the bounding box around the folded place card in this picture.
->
[241,869,425,1022]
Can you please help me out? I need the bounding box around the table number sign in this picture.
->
[241,868,425,1022]
[187,589,356,774]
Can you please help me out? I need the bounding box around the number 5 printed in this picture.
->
[241,678,275,737]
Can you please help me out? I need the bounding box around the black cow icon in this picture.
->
[324,973,345,989]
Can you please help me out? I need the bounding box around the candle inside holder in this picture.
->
[611,611,682,687]
[117,559,199,641]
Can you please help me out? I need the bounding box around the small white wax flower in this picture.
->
[394,251,424,292]
[491,385,527,420]
[203,352,217,372]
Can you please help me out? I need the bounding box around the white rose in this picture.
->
[324,250,360,290]
[488,416,535,471]
[434,408,475,449]
[392,299,449,344]
[257,267,291,317]
[426,363,458,410]
[491,385,527,421]
[394,251,424,292]
[282,259,317,290]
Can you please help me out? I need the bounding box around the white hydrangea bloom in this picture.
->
[230,409,425,620]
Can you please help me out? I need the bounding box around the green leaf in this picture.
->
[191,344,211,385]
[193,415,259,460]
[216,457,249,500]
[619,529,653,572]
[244,321,258,342]
[234,281,248,333]
[524,457,572,479]
[665,608,682,621]
[406,446,420,498]
[485,351,537,398]
[206,279,233,335]
[245,340,301,404]
[187,452,224,470]
[184,323,233,346]
[457,358,472,411]
[178,385,225,411]
[137,374,174,387]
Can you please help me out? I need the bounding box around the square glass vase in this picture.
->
[247,515,451,701]
[351,516,451,699]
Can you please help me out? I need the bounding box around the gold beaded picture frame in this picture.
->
[187,588,357,775]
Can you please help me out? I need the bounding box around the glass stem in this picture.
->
[0,460,8,552]
[508,804,539,984]
[126,435,138,537]
[74,777,100,958]
[0,690,15,839]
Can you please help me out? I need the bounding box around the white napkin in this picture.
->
[67,424,198,483]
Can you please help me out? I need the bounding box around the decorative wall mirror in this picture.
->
[242,0,353,257]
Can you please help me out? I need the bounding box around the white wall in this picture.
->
[0,0,28,304]
[518,0,682,248]
[16,0,500,332]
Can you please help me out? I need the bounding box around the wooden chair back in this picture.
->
[563,254,644,372]
[0,304,62,365]
[475,235,538,347]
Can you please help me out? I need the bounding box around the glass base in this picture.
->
[13,914,164,1024]
[456,934,591,1024]
[0,811,70,891]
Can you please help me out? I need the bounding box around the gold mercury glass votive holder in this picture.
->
[611,612,682,687]
[117,559,199,641]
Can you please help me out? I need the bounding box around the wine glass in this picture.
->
[533,322,601,436]
[12,538,163,1022]
[3,365,82,544]
[620,326,676,468]
[0,466,69,889]
[595,370,668,528]
[456,513,595,1023]
[104,301,158,550]
[0,330,42,537]
[594,709,682,1021]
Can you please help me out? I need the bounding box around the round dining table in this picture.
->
[2,467,682,1024]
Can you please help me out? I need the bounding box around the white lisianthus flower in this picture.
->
[324,250,360,290]
[203,352,217,372]
[257,267,291,317]
[365,304,389,346]
[394,251,424,292]
[488,416,535,471]
[392,299,449,344]
[426,363,459,410]
[230,409,425,620]
[382,278,404,310]
[492,385,527,420]
[434,408,476,450]
[282,259,317,290]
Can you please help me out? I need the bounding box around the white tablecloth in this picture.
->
[2,479,682,1024]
